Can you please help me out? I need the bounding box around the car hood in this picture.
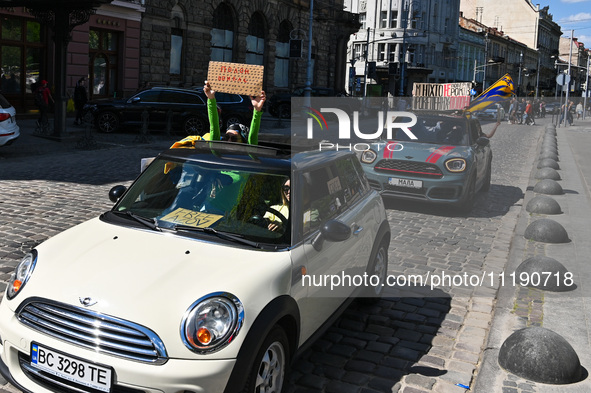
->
[375,141,471,164]
[10,218,292,357]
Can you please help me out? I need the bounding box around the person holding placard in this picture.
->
[203,80,266,144]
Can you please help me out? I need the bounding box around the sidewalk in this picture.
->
[473,116,591,392]
[0,114,292,160]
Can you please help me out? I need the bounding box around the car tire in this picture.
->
[457,174,476,213]
[362,241,388,299]
[481,159,492,192]
[183,116,205,136]
[224,114,243,130]
[278,103,290,119]
[96,111,120,133]
[243,325,289,393]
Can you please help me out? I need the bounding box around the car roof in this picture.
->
[157,140,355,173]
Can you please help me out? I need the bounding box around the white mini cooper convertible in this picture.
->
[0,140,390,393]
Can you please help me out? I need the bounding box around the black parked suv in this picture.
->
[268,86,335,118]
[193,88,253,130]
[83,87,216,135]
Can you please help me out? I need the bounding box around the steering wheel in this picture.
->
[248,206,288,229]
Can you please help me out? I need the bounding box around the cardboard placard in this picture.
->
[207,61,264,96]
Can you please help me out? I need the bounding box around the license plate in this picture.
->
[31,343,112,392]
[389,177,422,189]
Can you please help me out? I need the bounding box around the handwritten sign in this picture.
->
[208,61,264,96]
[161,208,223,228]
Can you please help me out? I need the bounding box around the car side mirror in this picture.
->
[476,137,490,147]
[130,97,141,104]
[109,185,127,203]
[311,219,352,251]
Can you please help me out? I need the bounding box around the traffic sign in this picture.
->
[556,74,571,86]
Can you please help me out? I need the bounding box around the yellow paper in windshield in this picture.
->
[161,209,223,228]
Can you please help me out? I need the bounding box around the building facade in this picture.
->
[460,0,561,95]
[343,0,461,97]
[138,0,359,96]
[0,1,144,114]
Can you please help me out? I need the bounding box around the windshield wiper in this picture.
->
[173,225,261,249]
[112,211,161,231]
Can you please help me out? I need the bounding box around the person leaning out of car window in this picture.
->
[203,80,266,144]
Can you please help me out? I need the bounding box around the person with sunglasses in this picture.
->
[203,80,266,144]
[266,179,290,232]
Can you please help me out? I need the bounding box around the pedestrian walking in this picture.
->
[74,77,88,125]
[35,80,54,127]
[576,102,583,120]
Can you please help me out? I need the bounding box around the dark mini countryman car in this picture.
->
[359,111,492,212]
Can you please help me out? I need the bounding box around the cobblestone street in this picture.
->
[0,118,545,393]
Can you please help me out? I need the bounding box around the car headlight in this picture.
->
[360,149,377,164]
[181,292,244,354]
[7,250,38,300]
[445,158,467,172]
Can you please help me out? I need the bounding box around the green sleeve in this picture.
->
[248,109,263,145]
[207,98,220,141]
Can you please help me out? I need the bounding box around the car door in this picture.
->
[469,119,488,185]
[293,157,375,343]
[122,89,161,127]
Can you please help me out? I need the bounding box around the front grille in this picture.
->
[17,299,167,364]
[374,159,443,179]
[19,352,145,393]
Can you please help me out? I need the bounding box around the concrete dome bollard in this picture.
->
[524,218,569,243]
[537,158,560,170]
[533,179,563,195]
[541,146,558,155]
[535,167,561,180]
[526,195,562,214]
[539,151,559,161]
[498,327,582,384]
[515,256,573,292]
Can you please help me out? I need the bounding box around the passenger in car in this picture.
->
[203,80,266,144]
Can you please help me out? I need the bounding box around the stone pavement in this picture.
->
[1,113,591,393]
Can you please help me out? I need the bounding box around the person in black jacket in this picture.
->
[74,77,88,125]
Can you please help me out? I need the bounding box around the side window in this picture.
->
[135,90,161,103]
[469,120,481,143]
[301,165,342,235]
[161,91,204,104]
[335,158,366,208]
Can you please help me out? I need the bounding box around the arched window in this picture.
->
[246,12,266,65]
[274,21,292,88]
[89,29,119,98]
[211,3,235,62]
[170,4,186,76]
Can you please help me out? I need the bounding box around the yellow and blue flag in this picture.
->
[468,73,515,113]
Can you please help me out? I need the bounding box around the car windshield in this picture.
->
[392,115,469,146]
[111,157,291,246]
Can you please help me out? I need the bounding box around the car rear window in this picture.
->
[0,93,12,109]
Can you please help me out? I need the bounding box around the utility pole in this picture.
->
[304,0,314,107]
[563,30,574,127]
[363,27,370,98]
[483,33,488,91]
[517,51,523,97]
[398,0,408,96]
[584,55,589,120]
[535,52,541,99]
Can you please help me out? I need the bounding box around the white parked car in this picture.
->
[0,93,19,147]
[0,140,390,393]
